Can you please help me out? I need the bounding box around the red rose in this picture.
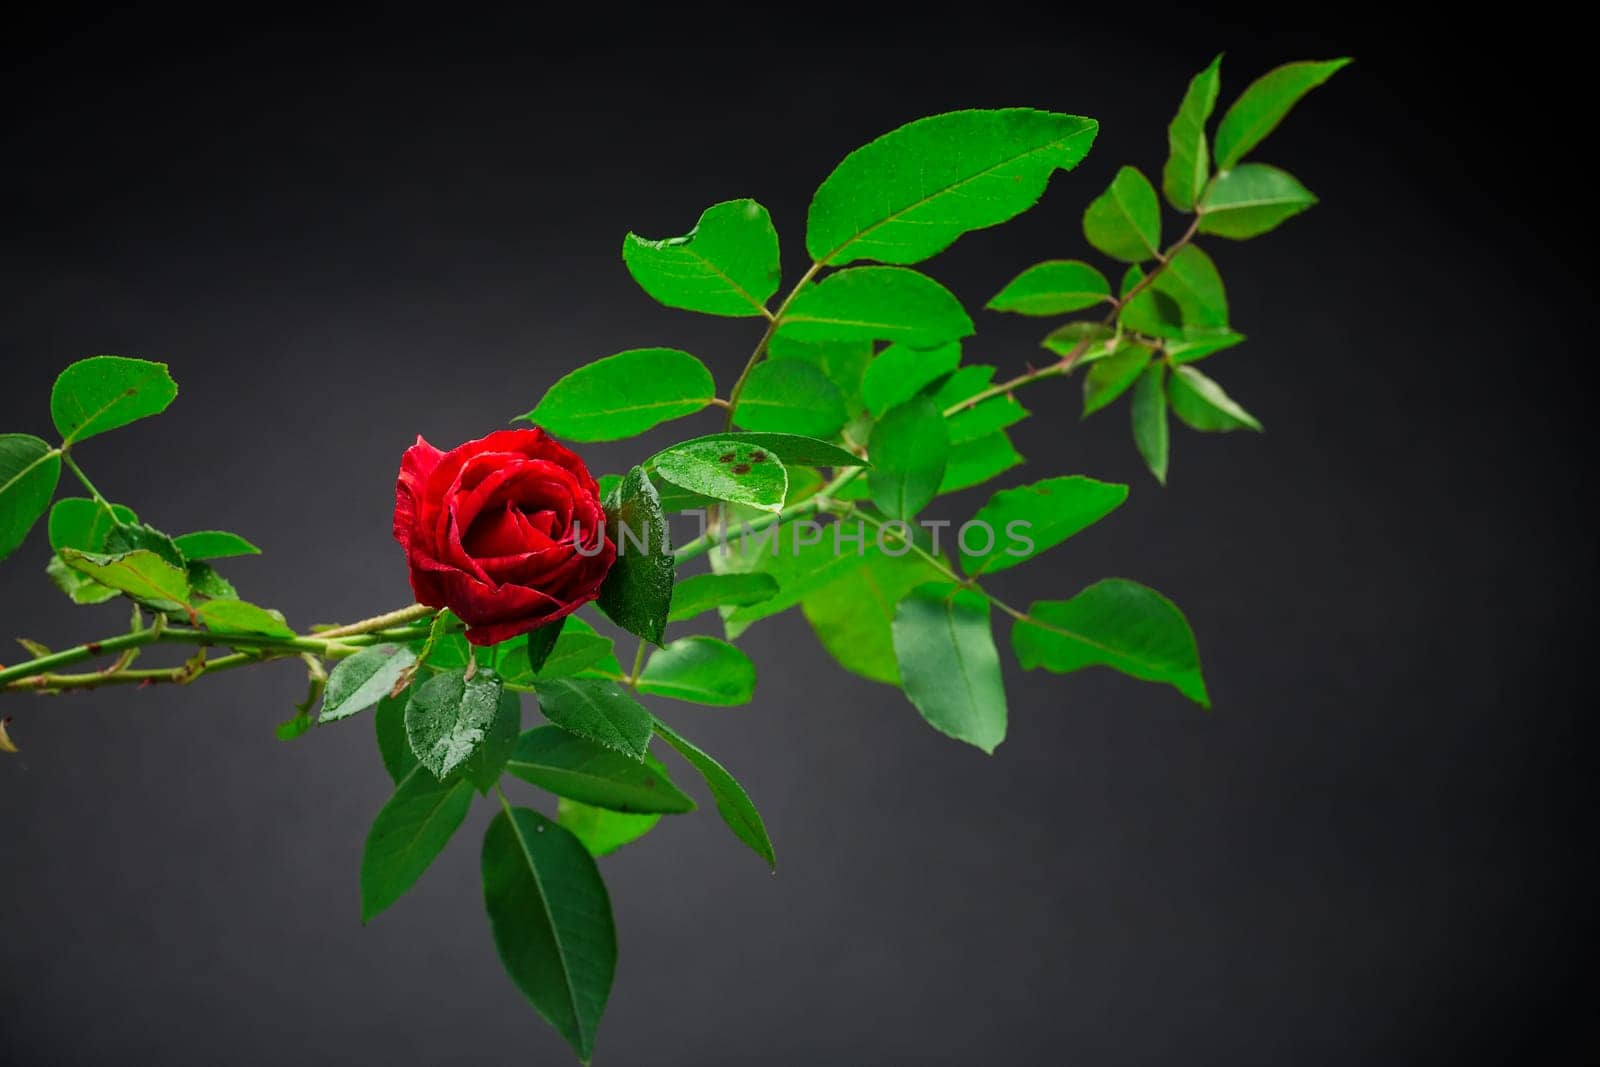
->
[394,429,616,646]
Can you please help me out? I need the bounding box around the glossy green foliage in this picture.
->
[47,498,135,553]
[533,678,653,761]
[766,336,872,415]
[50,356,177,446]
[520,348,715,441]
[1214,58,1350,170]
[558,799,661,858]
[171,530,259,560]
[653,439,788,515]
[0,435,60,562]
[404,667,506,780]
[195,598,293,637]
[807,108,1097,265]
[869,398,948,521]
[1163,54,1223,211]
[1083,345,1154,417]
[638,636,756,706]
[58,548,189,612]
[525,618,567,676]
[537,617,622,680]
[361,766,474,921]
[507,726,695,813]
[1130,362,1170,485]
[661,432,864,471]
[1121,247,1229,339]
[733,360,848,437]
[800,549,946,685]
[652,716,775,868]
[1083,166,1162,262]
[893,583,1007,753]
[375,692,417,783]
[987,260,1110,316]
[667,572,779,624]
[861,341,961,418]
[1199,164,1317,239]
[321,643,418,723]
[596,467,673,644]
[939,431,1023,494]
[482,807,616,1063]
[623,199,780,317]
[960,476,1128,576]
[459,689,523,793]
[1168,365,1262,431]
[1011,578,1209,706]
[779,267,973,347]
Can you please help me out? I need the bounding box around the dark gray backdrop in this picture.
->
[2,24,1589,1066]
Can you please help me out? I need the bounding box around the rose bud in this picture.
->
[393,429,616,646]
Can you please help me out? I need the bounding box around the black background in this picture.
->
[1,20,1590,1066]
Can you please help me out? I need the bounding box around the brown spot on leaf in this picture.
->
[750,451,767,463]
[124,388,138,397]
[731,463,751,475]
[719,452,735,463]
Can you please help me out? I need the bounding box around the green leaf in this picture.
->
[507,726,695,813]
[766,336,873,412]
[652,716,775,868]
[186,561,236,600]
[1166,332,1246,364]
[732,359,848,438]
[653,439,787,516]
[1083,166,1162,262]
[557,799,661,858]
[667,572,779,624]
[1198,163,1318,239]
[519,348,715,442]
[1162,54,1224,212]
[892,583,1007,753]
[1213,58,1351,170]
[714,520,876,637]
[45,554,120,604]
[525,618,567,676]
[637,636,756,706]
[58,548,189,611]
[103,521,185,571]
[276,714,313,741]
[1130,362,1170,485]
[404,667,506,780]
[939,431,1023,495]
[375,691,417,783]
[807,108,1098,266]
[657,431,865,471]
[986,260,1110,316]
[360,766,475,921]
[861,340,962,419]
[1167,365,1262,432]
[778,267,973,347]
[961,476,1129,576]
[459,688,522,793]
[869,397,948,521]
[622,198,780,317]
[1083,345,1154,417]
[1011,578,1209,705]
[1121,246,1229,339]
[481,807,616,1063]
[171,530,260,560]
[1041,321,1118,363]
[49,356,178,446]
[930,365,1031,445]
[320,643,419,723]
[0,434,61,563]
[47,497,135,553]
[800,549,947,685]
[533,678,653,761]
[595,467,673,645]
[195,598,294,637]
[538,617,622,680]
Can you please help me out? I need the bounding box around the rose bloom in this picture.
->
[393,429,616,645]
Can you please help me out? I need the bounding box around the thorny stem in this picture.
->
[0,605,443,694]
